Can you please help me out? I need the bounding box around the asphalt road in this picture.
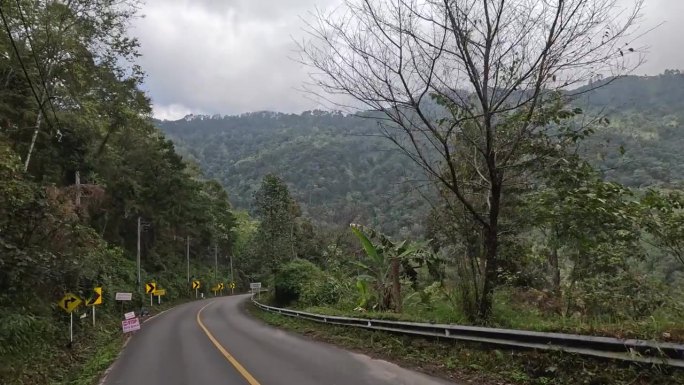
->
[102,294,455,385]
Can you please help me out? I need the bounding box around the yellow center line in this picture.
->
[196,301,261,385]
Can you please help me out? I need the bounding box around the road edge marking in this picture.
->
[197,301,261,385]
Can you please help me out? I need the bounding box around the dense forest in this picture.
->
[157,71,684,236]
[0,2,238,383]
[157,111,428,237]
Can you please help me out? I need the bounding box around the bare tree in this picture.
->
[300,0,643,320]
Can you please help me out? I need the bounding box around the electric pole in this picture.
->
[186,236,190,283]
[137,216,141,293]
[75,171,81,207]
[214,244,218,282]
[230,254,234,295]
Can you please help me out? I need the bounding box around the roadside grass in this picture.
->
[299,288,684,343]
[305,303,684,342]
[247,302,684,385]
[0,299,189,385]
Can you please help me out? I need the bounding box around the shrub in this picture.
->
[571,270,680,320]
[274,259,340,307]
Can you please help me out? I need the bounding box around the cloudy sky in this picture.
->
[131,0,684,120]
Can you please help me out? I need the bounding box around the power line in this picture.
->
[0,5,55,132]
[14,0,62,134]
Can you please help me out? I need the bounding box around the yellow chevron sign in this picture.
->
[145,282,156,294]
[85,287,103,306]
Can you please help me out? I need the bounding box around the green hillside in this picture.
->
[157,111,428,236]
[156,72,684,234]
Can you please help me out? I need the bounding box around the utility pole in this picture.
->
[186,236,190,283]
[137,216,141,294]
[214,244,218,282]
[75,171,81,207]
[230,254,234,295]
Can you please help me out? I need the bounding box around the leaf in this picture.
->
[350,225,380,261]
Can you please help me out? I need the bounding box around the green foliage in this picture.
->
[156,74,684,241]
[252,174,299,273]
[157,111,428,237]
[0,2,241,383]
[572,271,679,320]
[350,224,426,312]
[274,259,340,307]
[640,189,684,268]
[355,279,371,309]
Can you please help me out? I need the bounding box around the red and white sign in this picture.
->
[124,311,136,320]
[121,317,141,333]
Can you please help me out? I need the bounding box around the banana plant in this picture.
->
[350,224,420,312]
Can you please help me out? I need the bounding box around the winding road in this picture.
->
[102,294,454,385]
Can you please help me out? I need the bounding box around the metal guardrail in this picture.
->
[251,297,684,368]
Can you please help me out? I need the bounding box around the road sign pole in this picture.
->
[150,293,152,306]
[195,288,197,299]
[92,306,96,327]
[157,295,161,305]
[186,236,190,284]
[70,312,73,343]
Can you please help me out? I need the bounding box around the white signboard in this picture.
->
[124,311,136,320]
[121,317,141,333]
[249,282,261,290]
[115,292,133,301]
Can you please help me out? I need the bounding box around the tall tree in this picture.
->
[0,0,143,174]
[300,0,642,320]
[253,174,300,273]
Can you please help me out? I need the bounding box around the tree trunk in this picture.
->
[24,100,45,172]
[391,257,401,313]
[24,63,53,173]
[549,245,561,295]
[466,230,481,306]
[479,226,498,321]
[478,179,502,321]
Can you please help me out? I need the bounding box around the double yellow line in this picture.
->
[196,302,261,385]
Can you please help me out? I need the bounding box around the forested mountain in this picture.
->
[157,72,684,235]
[157,111,428,236]
[576,70,684,187]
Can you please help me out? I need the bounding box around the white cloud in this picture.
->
[152,103,199,121]
[132,0,339,120]
[636,0,684,75]
[132,0,683,120]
